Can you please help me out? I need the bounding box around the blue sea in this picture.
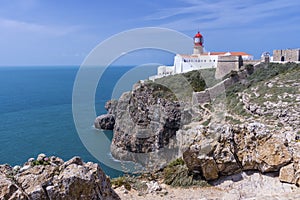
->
[0,65,157,177]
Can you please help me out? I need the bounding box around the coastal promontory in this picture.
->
[96,62,300,199]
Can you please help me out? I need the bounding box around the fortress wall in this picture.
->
[192,90,211,105]
[192,65,257,105]
[273,49,300,61]
[215,55,242,79]
[243,60,260,66]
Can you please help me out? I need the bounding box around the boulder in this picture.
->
[279,163,295,184]
[0,155,120,200]
[256,137,292,172]
[182,122,294,181]
[94,114,115,130]
[199,156,219,180]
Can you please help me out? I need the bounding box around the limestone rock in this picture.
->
[0,165,26,200]
[256,137,292,172]
[182,122,294,181]
[279,163,295,184]
[146,181,161,193]
[105,99,118,115]
[94,114,115,130]
[37,153,46,161]
[213,171,300,199]
[199,157,219,180]
[0,155,120,200]
[110,83,183,168]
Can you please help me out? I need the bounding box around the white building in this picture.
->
[149,31,253,80]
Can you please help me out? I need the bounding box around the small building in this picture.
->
[273,49,300,62]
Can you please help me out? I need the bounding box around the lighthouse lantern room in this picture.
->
[193,31,204,55]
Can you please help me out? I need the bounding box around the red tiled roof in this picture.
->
[179,54,200,58]
[178,52,252,58]
[202,52,252,56]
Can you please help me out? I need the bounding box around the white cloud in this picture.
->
[0,18,81,37]
[146,0,300,31]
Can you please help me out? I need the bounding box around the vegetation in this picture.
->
[31,158,50,166]
[248,62,299,83]
[167,157,185,167]
[201,117,211,126]
[225,115,242,124]
[245,64,254,74]
[163,158,209,187]
[144,81,178,101]
[225,62,300,116]
[111,176,132,190]
[146,69,220,101]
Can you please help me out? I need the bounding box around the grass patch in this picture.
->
[167,158,185,167]
[111,176,132,190]
[163,164,209,187]
[163,157,209,187]
[31,159,50,166]
[225,115,242,124]
[202,117,211,126]
[147,69,220,101]
[225,63,300,116]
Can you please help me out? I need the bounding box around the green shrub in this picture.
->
[167,158,185,167]
[202,117,211,126]
[163,165,209,187]
[111,176,132,190]
[31,159,50,166]
[163,157,209,187]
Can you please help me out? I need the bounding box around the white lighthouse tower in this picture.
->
[193,31,204,55]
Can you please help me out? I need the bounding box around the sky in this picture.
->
[0,0,299,66]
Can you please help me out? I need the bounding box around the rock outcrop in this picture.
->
[0,154,120,200]
[95,82,196,169]
[179,122,296,181]
[94,114,115,130]
[94,100,118,130]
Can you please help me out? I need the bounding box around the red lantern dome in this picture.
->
[194,31,203,46]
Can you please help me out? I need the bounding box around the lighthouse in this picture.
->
[193,31,204,55]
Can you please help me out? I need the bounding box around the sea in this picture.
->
[0,65,157,178]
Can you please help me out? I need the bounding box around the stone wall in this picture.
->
[273,49,300,62]
[192,77,238,105]
[192,64,262,105]
[215,55,242,79]
[243,60,261,66]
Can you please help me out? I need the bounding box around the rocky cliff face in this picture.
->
[177,64,300,185]
[178,122,299,183]
[95,63,300,188]
[96,82,203,169]
[0,154,120,200]
[110,83,183,169]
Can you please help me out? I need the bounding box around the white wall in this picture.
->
[157,65,174,76]
[174,55,218,73]
[242,55,254,60]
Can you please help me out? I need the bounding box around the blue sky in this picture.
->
[0,0,299,66]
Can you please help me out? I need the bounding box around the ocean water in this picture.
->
[0,65,156,177]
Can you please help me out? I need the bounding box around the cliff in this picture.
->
[95,63,300,190]
[0,154,120,200]
[109,82,184,169]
